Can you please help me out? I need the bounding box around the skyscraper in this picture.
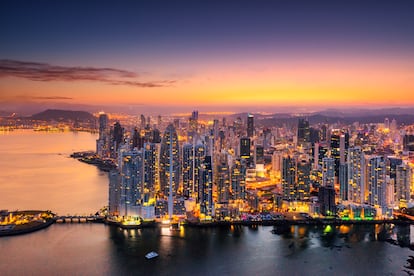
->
[366,156,387,211]
[240,137,251,159]
[330,129,349,176]
[297,118,310,147]
[119,149,143,217]
[255,145,264,165]
[396,162,411,208]
[282,155,296,201]
[143,142,158,203]
[348,147,365,204]
[182,143,194,199]
[296,156,311,201]
[231,158,246,201]
[108,170,121,216]
[217,161,230,204]
[322,157,335,187]
[96,112,109,157]
[112,122,124,156]
[159,124,180,217]
[200,156,214,218]
[247,114,254,137]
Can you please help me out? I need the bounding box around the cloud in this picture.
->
[30,96,74,100]
[0,59,174,87]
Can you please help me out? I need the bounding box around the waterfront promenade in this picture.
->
[2,209,414,237]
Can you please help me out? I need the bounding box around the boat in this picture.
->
[145,251,159,259]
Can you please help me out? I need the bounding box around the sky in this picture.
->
[1,0,414,114]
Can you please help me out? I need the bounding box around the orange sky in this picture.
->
[1,56,413,110]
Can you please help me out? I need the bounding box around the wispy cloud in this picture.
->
[0,59,174,87]
[30,96,74,100]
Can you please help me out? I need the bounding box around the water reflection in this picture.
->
[271,223,414,251]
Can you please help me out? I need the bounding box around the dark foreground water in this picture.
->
[0,223,413,275]
[1,130,414,275]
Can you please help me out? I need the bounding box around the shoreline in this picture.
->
[0,210,55,237]
[2,210,412,237]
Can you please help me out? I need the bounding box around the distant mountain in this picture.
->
[31,109,96,122]
[0,110,13,117]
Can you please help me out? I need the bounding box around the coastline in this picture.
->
[0,210,55,237]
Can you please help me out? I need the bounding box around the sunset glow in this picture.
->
[1,1,414,114]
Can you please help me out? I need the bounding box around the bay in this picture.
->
[0,130,413,275]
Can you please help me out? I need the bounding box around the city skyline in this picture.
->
[1,0,414,114]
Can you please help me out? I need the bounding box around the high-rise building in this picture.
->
[297,118,310,147]
[282,155,296,201]
[188,110,198,142]
[255,145,264,165]
[200,156,214,218]
[319,186,336,216]
[330,129,349,176]
[396,162,411,207]
[159,124,180,218]
[339,163,348,201]
[140,114,146,128]
[296,156,311,201]
[217,162,230,204]
[96,112,109,157]
[322,157,335,187]
[366,156,387,210]
[132,127,144,149]
[182,143,194,199]
[247,114,254,137]
[240,137,251,159]
[231,158,246,201]
[142,142,158,203]
[348,147,365,204]
[403,134,414,151]
[388,157,403,204]
[112,122,124,156]
[108,170,121,215]
[119,149,143,217]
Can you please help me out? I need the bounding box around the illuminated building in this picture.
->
[200,156,214,218]
[159,124,180,218]
[96,112,109,157]
[296,155,311,201]
[188,110,198,142]
[108,170,121,215]
[297,118,310,147]
[240,137,251,159]
[319,186,336,216]
[247,113,254,137]
[282,155,296,201]
[330,129,349,176]
[183,142,208,200]
[388,157,403,204]
[231,158,246,201]
[182,143,194,199]
[348,147,365,204]
[217,161,230,204]
[119,149,143,217]
[396,162,411,207]
[143,142,158,203]
[403,134,414,151]
[140,114,146,128]
[322,157,335,187]
[132,127,143,149]
[255,145,264,165]
[339,163,348,201]
[366,156,386,210]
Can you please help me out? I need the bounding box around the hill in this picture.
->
[31,109,96,122]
